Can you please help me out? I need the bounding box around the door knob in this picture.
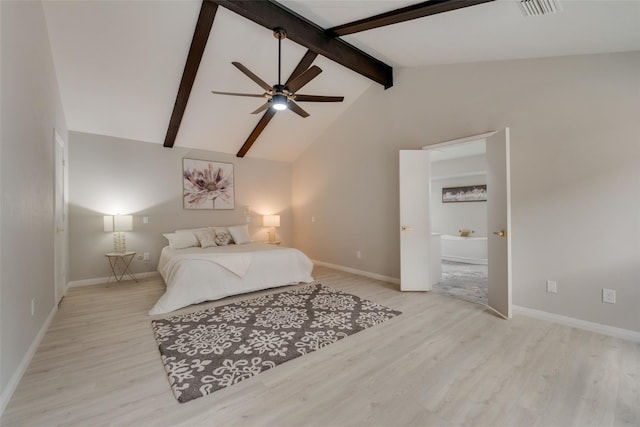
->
[401,226,414,231]
[56,227,65,233]
[493,230,506,237]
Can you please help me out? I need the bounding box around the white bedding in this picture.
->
[149,243,314,315]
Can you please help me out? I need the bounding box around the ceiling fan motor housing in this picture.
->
[273,84,287,95]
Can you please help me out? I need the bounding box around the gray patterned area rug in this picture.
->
[152,284,401,403]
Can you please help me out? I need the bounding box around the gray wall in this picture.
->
[1,0,68,400]
[292,52,640,332]
[68,132,292,282]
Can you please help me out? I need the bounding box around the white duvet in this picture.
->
[149,243,314,315]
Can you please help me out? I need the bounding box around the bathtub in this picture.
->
[441,234,487,265]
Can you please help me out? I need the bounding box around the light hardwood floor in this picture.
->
[3,266,639,427]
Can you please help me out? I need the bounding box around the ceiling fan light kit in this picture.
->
[271,94,288,110]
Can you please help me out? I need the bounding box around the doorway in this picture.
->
[429,138,488,305]
[399,129,512,318]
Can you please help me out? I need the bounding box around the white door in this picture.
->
[54,132,67,304]
[399,150,431,291]
[486,128,512,318]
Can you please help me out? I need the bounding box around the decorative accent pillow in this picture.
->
[214,231,232,246]
[194,228,217,248]
[163,232,200,249]
[227,224,251,245]
[212,227,234,243]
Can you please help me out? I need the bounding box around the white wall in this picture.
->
[292,52,640,332]
[431,154,487,237]
[68,132,293,282]
[1,0,68,408]
[431,176,487,238]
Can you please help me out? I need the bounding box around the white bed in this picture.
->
[149,242,314,315]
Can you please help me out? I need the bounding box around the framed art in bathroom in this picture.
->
[442,185,487,203]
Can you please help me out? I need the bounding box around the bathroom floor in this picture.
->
[432,260,488,305]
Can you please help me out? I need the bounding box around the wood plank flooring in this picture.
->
[2,266,638,426]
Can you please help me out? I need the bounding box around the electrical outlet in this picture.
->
[311,216,315,223]
[602,288,616,304]
[546,280,557,294]
[356,250,362,259]
[143,252,150,262]
[143,216,149,224]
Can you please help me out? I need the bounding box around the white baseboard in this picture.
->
[309,261,639,342]
[312,260,400,285]
[1,303,58,415]
[513,305,640,343]
[68,271,160,288]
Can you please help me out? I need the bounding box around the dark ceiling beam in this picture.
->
[210,0,393,89]
[164,1,218,148]
[236,108,277,158]
[327,0,495,37]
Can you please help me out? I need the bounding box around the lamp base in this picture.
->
[113,232,127,253]
[267,228,276,244]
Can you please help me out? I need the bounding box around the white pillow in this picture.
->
[228,224,251,245]
[194,228,218,248]
[163,232,200,249]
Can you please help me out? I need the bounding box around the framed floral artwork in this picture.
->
[183,158,234,209]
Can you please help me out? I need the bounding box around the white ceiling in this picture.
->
[43,0,640,162]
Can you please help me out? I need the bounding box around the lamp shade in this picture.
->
[114,215,133,231]
[103,216,114,232]
[263,215,280,228]
[103,215,133,232]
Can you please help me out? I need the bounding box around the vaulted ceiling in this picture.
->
[43,0,640,162]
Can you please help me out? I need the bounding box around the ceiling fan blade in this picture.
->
[286,50,318,85]
[287,66,322,93]
[211,90,265,98]
[251,102,271,115]
[237,109,277,158]
[294,94,344,102]
[232,62,273,92]
[287,100,310,118]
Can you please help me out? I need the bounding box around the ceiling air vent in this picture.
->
[519,0,561,16]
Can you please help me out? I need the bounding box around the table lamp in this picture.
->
[263,214,280,244]
[103,214,133,253]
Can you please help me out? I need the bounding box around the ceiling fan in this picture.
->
[211,28,344,118]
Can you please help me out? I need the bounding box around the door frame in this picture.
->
[54,129,68,304]
[422,130,511,318]
[421,131,497,152]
